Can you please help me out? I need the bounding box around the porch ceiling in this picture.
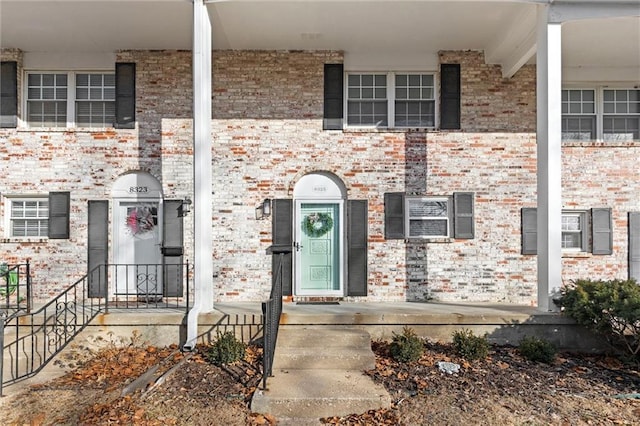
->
[0,0,638,76]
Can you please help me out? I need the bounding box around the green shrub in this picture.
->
[206,331,246,366]
[555,279,640,360]
[389,326,424,363]
[518,336,557,364]
[452,329,489,361]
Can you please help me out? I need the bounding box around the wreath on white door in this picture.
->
[302,213,334,238]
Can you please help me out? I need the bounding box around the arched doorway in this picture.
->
[293,173,347,296]
[111,172,164,297]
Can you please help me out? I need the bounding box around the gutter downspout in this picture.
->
[184,0,213,351]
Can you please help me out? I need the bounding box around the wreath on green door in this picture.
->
[303,213,334,238]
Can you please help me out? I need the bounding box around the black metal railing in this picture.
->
[1,262,191,396]
[96,263,191,311]
[0,262,31,316]
[261,246,290,390]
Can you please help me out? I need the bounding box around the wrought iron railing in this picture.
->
[1,262,191,396]
[0,262,31,316]
[261,246,290,390]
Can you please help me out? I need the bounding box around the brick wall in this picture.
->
[1,48,637,305]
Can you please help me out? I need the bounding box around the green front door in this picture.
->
[296,202,342,295]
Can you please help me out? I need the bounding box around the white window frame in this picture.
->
[405,196,450,239]
[4,196,49,239]
[346,72,437,129]
[561,211,588,252]
[562,85,640,142]
[24,70,115,129]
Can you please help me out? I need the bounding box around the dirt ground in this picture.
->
[0,337,638,426]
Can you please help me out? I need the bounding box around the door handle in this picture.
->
[294,242,303,251]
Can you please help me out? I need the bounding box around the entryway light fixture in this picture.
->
[255,198,271,220]
[179,197,192,217]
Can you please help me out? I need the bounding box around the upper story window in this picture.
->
[562,88,639,142]
[6,197,49,238]
[405,196,450,238]
[603,89,639,141]
[347,73,436,128]
[26,72,115,128]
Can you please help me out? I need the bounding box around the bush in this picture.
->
[389,326,424,363]
[518,336,557,364]
[206,331,246,366]
[452,329,489,361]
[555,279,640,360]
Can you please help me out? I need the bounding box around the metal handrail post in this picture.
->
[26,261,31,313]
[103,264,109,314]
[0,311,5,397]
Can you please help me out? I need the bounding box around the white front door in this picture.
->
[294,201,343,296]
[114,202,163,295]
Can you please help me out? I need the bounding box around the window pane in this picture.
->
[562,215,581,231]
[603,90,614,102]
[76,74,89,86]
[603,116,640,141]
[348,75,360,86]
[562,232,581,249]
[562,116,595,141]
[76,87,89,100]
[42,74,54,86]
[409,219,448,237]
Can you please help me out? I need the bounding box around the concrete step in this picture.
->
[250,368,390,419]
[275,327,373,348]
[273,327,376,371]
[273,346,375,370]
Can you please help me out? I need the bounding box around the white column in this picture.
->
[193,0,214,312]
[536,5,563,311]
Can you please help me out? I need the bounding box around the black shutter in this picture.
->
[115,63,136,129]
[88,200,109,297]
[48,192,70,239]
[272,199,293,296]
[163,200,184,297]
[522,207,537,254]
[628,212,640,281]
[347,200,368,296]
[453,192,474,239]
[323,64,344,130]
[384,192,405,239]
[440,64,461,130]
[0,61,18,128]
[592,208,612,255]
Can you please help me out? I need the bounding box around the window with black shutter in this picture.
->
[521,207,612,255]
[385,192,474,240]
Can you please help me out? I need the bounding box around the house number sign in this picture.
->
[129,186,149,193]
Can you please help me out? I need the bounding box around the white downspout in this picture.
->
[184,0,213,351]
